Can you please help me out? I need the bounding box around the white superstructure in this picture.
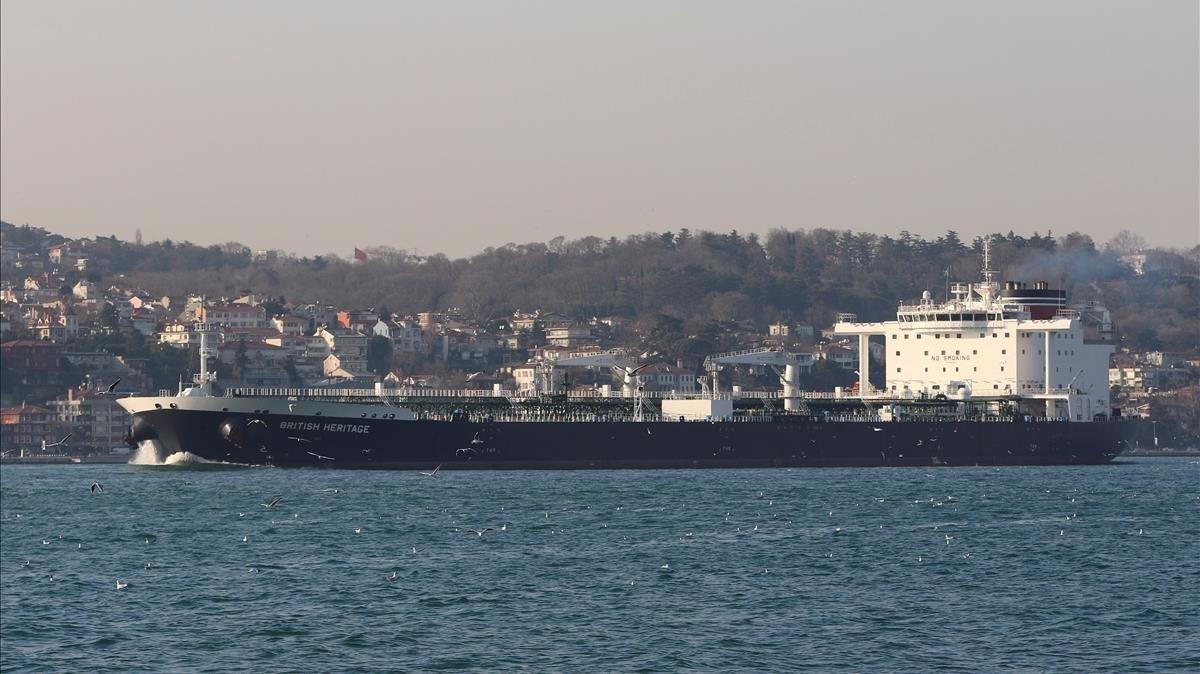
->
[835,243,1114,421]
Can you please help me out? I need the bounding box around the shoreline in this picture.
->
[0,454,132,465]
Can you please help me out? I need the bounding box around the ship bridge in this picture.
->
[834,243,1114,421]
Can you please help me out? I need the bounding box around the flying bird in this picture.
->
[305,451,334,461]
[43,433,73,450]
[98,378,121,394]
[90,482,103,493]
[115,580,128,589]
[467,528,494,538]
[386,572,399,582]
[261,496,283,509]
[420,464,442,477]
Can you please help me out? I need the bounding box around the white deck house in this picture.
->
[835,249,1114,421]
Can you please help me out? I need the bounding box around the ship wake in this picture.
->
[128,440,245,468]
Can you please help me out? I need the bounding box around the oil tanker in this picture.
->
[119,249,1137,468]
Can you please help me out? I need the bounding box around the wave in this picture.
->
[127,440,249,469]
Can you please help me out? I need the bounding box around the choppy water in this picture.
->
[2,458,1197,672]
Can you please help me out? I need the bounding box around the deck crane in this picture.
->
[535,349,645,397]
[702,347,814,412]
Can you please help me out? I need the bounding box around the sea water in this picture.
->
[2,458,1196,672]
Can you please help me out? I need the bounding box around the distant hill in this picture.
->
[3,220,1197,352]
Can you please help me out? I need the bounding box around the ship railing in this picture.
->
[225,386,845,402]
[411,411,793,423]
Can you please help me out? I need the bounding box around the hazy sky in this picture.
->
[2,1,1197,258]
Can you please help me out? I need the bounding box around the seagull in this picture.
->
[500,524,507,531]
[242,535,249,543]
[354,527,364,534]
[385,572,399,582]
[659,563,671,571]
[420,464,442,477]
[944,534,954,544]
[42,539,50,545]
[99,378,121,394]
[288,437,311,443]
[261,496,283,509]
[90,482,103,493]
[305,451,334,461]
[144,563,153,571]
[872,427,883,432]
[43,432,73,449]
[1139,529,1144,535]
[115,580,127,589]
[455,447,477,456]
[467,528,494,537]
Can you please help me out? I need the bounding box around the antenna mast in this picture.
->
[979,239,998,308]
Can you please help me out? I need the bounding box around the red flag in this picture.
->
[354,247,367,261]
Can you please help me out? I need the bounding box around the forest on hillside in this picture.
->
[4,222,1198,353]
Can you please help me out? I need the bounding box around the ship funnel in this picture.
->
[1034,280,1049,290]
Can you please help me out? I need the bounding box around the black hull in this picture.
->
[131,409,1135,469]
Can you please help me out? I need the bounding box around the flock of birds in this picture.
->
[8,469,1152,595]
